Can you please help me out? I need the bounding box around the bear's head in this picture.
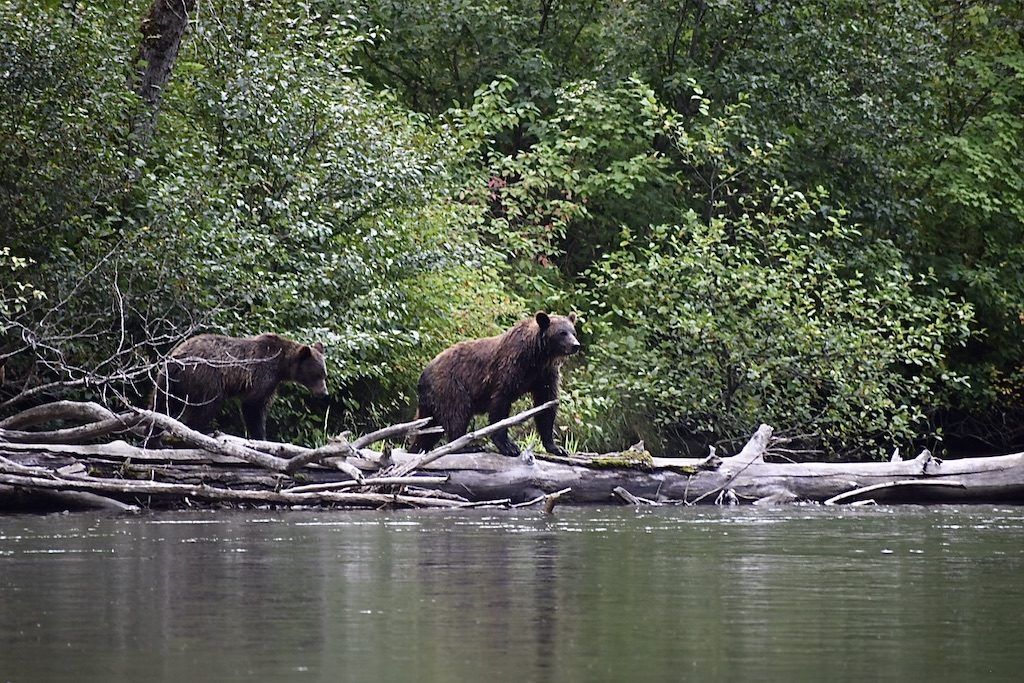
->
[292,341,329,397]
[536,311,581,357]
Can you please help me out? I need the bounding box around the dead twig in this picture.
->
[612,486,661,506]
[511,487,572,509]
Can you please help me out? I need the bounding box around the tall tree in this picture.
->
[131,0,197,141]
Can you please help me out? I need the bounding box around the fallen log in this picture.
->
[335,425,1024,505]
[0,399,558,511]
[5,399,1024,511]
[0,455,502,510]
[7,433,1024,509]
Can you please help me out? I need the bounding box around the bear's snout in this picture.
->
[564,335,581,355]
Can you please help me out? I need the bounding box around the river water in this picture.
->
[1,505,1022,682]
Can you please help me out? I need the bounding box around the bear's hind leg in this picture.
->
[433,404,472,452]
[180,395,223,435]
[241,399,269,441]
[408,394,443,453]
[487,397,520,457]
[532,387,568,457]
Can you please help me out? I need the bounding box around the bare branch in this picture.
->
[285,476,449,495]
[382,400,559,478]
[0,413,144,444]
[824,480,966,506]
[350,417,434,449]
[0,400,118,430]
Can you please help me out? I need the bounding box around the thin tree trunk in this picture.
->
[131,0,197,141]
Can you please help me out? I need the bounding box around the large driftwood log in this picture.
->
[5,430,1024,509]
[4,400,1024,511]
[368,427,1024,505]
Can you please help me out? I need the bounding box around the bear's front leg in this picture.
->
[544,441,569,458]
[532,387,568,457]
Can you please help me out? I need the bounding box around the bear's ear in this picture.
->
[299,345,313,360]
[313,341,325,354]
[535,311,550,330]
[568,312,577,323]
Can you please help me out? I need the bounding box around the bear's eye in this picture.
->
[560,330,569,337]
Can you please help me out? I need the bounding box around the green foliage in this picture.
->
[0,1,519,440]
[912,2,1024,413]
[0,247,46,320]
[3,0,1021,456]
[0,1,142,255]
[453,75,673,297]
[577,185,973,457]
[343,0,1022,455]
[339,0,619,112]
[0,0,150,379]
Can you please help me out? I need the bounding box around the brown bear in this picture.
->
[147,333,327,445]
[409,312,580,457]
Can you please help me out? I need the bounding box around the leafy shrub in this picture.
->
[576,186,973,458]
[0,1,520,441]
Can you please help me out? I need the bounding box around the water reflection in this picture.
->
[2,506,1023,681]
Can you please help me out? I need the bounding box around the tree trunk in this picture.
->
[131,0,197,141]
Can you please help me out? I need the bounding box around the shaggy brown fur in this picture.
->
[147,333,327,445]
[409,312,580,457]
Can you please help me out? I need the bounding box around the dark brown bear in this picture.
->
[409,312,580,457]
[147,333,327,444]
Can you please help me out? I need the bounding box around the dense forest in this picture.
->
[1,0,1021,459]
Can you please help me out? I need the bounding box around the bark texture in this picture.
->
[135,0,197,107]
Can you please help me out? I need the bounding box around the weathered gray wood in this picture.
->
[347,438,1024,505]
[350,417,435,449]
[612,486,642,505]
[0,470,506,510]
[9,436,1024,506]
[512,487,572,509]
[612,486,661,506]
[5,398,1024,508]
[58,444,1024,505]
[0,413,145,444]
[130,409,293,472]
[285,476,449,495]
[0,400,118,430]
[380,400,559,478]
[823,480,966,505]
